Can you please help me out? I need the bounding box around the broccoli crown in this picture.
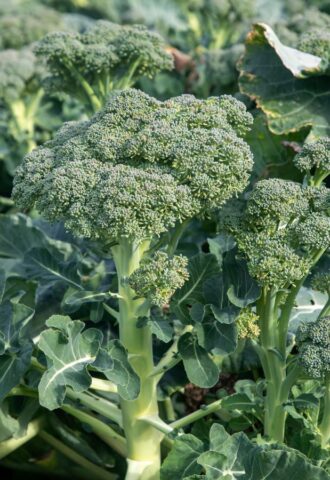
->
[312,272,330,294]
[221,178,329,288]
[128,251,189,307]
[296,316,330,378]
[236,308,260,340]
[35,20,173,97]
[0,48,40,102]
[13,88,253,242]
[0,5,64,50]
[294,138,330,175]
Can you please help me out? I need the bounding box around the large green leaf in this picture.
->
[0,300,34,401]
[160,434,204,479]
[178,332,219,388]
[23,247,82,289]
[38,315,102,410]
[289,287,328,333]
[195,307,237,356]
[173,254,220,323]
[94,339,140,400]
[239,23,330,138]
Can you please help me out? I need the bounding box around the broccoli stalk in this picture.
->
[319,374,330,449]
[13,88,253,479]
[221,138,330,443]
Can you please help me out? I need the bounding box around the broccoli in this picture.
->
[0,48,44,174]
[236,308,260,340]
[13,87,253,477]
[128,251,189,307]
[35,21,174,113]
[294,137,330,186]
[219,139,330,443]
[13,88,253,241]
[0,4,65,50]
[297,316,330,448]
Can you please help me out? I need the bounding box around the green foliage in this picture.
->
[296,316,330,379]
[239,23,330,139]
[13,88,253,243]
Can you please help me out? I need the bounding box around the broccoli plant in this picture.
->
[11,88,253,479]
[220,138,330,444]
[0,48,44,174]
[296,315,330,449]
[35,21,174,114]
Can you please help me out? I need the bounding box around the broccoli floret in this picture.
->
[294,138,330,184]
[129,252,189,307]
[221,177,329,288]
[312,273,330,295]
[240,232,311,287]
[296,316,330,379]
[245,178,309,230]
[35,21,174,113]
[291,213,330,251]
[236,308,260,340]
[13,88,253,243]
[0,5,65,50]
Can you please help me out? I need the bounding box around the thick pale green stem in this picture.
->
[112,239,162,480]
[319,375,330,449]
[0,417,43,460]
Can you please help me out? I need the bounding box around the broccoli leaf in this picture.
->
[38,315,102,410]
[239,23,330,138]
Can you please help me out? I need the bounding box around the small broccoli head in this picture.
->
[245,178,309,230]
[35,21,173,110]
[0,5,64,50]
[0,48,40,103]
[312,273,330,295]
[294,138,330,180]
[236,308,260,340]
[290,212,330,251]
[13,88,253,243]
[240,232,310,287]
[296,316,330,379]
[129,251,189,306]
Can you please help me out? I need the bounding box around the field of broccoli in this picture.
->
[0,0,329,479]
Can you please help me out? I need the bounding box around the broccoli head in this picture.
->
[0,5,65,50]
[296,316,330,379]
[35,21,174,112]
[13,88,253,243]
[129,252,189,307]
[312,273,330,295]
[221,178,329,288]
[297,31,330,65]
[294,138,330,183]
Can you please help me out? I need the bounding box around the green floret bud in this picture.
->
[0,48,39,102]
[245,178,309,230]
[291,213,330,251]
[128,252,189,307]
[13,89,253,243]
[35,21,173,109]
[296,316,330,378]
[240,232,310,287]
[294,138,330,176]
[312,273,330,295]
[236,308,260,340]
[307,185,330,214]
